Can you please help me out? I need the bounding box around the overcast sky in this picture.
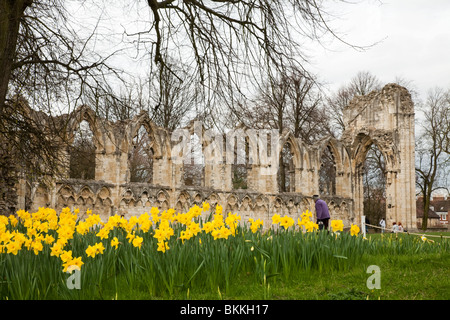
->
[307,0,450,102]
[72,0,450,103]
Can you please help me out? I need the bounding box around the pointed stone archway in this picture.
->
[341,83,416,230]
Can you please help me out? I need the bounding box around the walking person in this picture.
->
[365,216,370,234]
[313,195,330,231]
[392,222,399,233]
[379,218,386,233]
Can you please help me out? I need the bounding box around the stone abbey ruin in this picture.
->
[14,83,417,231]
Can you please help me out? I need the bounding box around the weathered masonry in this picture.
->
[17,83,417,230]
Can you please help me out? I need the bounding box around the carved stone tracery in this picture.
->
[16,83,416,230]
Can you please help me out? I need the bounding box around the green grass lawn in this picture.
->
[98,232,450,300]
[104,251,450,300]
[2,224,448,301]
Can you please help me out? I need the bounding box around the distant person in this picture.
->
[379,218,386,233]
[392,222,399,233]
[313,195,330,231]
[398,222,404,233]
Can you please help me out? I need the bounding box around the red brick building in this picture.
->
[416,196,449,229]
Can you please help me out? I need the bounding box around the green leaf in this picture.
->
[333,255,348,259]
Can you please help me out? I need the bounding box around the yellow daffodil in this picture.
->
[305,221,319,232]
[211,226,232,240]
[127,232,136,243]
[157,241,169,253]
[212,214,224,229]
[1,230,13,243]
[31,241,43,255]
[140,220,152,233]
[60,250,73,263]
[86,214,101,227]
[280,216,294,229]
[111,237,119,250]
[6,241,21,255]
[63,256,83,272]
[138,212,150,224]
[132,236,143,249]
[95,242,105,254]
[57,225,74,240]
[16,209,30,221]
[202,221,214,234]
[202,202,210,212]
[272,214,281,224]
[85,245,96,258]
[179,230,192,243]
[76,221,89,235]
[350,224,360,236]
[301,210,312,219]
[96,228,109,240]
[249,219,263,233]
[44,234,55,244]
[188,222,201,236]
[128,215,139,228]
[9,215,18,227]
[50,242,64,257]
[331,220,344,233]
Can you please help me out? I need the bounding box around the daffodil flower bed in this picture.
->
[0,204,448,299]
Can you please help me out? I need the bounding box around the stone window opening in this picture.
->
[69,120,96,180]
[362,144,386,228]
[278,142,294,193]
[129,125,154,183]
[232,136,249,190]
[319,145,336,196]
[183,132,204,187]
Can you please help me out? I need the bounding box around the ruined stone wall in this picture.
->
[341,83,416,230]
[17,83,417,231]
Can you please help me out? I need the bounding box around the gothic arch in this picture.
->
[279,131,302,168]
[67,105,105,150]
[129,112,169,160]
[342,83,416,230]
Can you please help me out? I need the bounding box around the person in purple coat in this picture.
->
[313,194,330,231]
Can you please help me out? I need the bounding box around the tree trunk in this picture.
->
[0,0,32,108]
[0,0,33,214]
[421,184,433,231]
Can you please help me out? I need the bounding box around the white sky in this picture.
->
[306,0,450,102]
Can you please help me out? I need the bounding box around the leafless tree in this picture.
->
[69,120,96,180]
[147,58,201,131]
[326,70,382,137]
[0,0,123,214]
[129,125,154,183]
[415,87,450,230]
[226,67,329,192]
[132,0,362,130]
[319,145,336,196]
[231,67,327,141]
[348,70,382,96]
[326,86,354,137]
[362,145,386,225]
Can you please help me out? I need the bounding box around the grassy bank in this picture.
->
[1,208,449,300]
